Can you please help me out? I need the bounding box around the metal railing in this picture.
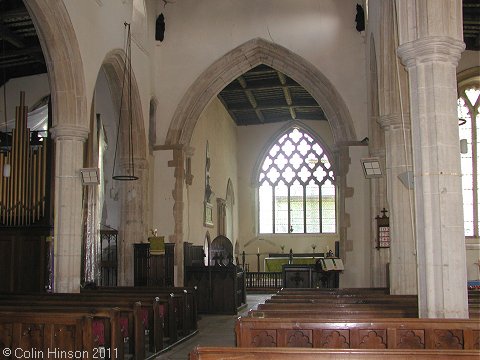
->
[246,271,283,289]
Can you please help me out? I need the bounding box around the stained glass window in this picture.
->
[258,127,336,234]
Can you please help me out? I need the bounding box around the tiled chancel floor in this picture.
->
[156,293,272,359]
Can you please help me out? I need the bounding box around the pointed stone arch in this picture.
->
[101,49,148,285]
[23,0,88,292]
[166,38,356,146]
[102,49,147,160]
[24,0,87,130]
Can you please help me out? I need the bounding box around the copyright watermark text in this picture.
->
[2,347,118,359]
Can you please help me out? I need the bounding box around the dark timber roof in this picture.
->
[217,64,326,126]
[0,0,46,87]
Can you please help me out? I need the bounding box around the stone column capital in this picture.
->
[378,113,411,130]
[397,36,465,69]
[50,124,89,141]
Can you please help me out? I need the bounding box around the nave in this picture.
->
[0,286,479,359]
[0,2,478,360]
[159,294,271,359]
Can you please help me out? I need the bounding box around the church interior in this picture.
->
[0,0,479,358]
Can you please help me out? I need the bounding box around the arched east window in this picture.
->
[458,82,480,237]
[258,126,336,234]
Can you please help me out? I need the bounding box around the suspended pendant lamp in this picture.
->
[112,22,138,181]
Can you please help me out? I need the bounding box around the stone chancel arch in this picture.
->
[166,38,356,147]
[165,38,355,284]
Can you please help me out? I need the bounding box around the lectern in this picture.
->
[133,242,175,286]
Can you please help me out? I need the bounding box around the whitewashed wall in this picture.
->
[188,98,238,248]
[153,0,367,143]
[0,74,50,121]
[94,69,121,231]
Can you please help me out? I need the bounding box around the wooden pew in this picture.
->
[249,309,418,318]
[0,306,123,358]
[265,297,418,305]
[270,293,417,302]
[0,294,158,359]
[78,288,190,341]
[235,317,480,350]
[270,291,479,318]
[255,302,419,318]
[0,304,138,359]
[0,310,121,360]
[277,287,390,295]
[189,347,480,359]
[248,288,419,318]
[81,286,198,335]
[278,288,479,301]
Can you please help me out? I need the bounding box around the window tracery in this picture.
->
[258,127,336,234]
[458,84,480,237]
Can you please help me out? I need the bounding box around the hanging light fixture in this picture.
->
[112,22,138,181]
[1,10,11,177]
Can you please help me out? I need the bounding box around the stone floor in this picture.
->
[156,293,272,359]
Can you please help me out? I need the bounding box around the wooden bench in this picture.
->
[270,291,479,318]
[277,287,390,295]
[81,286,198,335]
[0,294,159,359]
[270,293,417,301]
[235,317,480,350]
[266,297,418,305]
[256,302,419,318]
[249,308,418,318]
[265,296,417,306]
[0,303,142,359]
[0,310,121,360]
[189,346,480,359]
[69,290,180,341]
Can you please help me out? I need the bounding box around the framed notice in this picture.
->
[204,201,213,227]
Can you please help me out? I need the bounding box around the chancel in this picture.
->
[0,0,479,359]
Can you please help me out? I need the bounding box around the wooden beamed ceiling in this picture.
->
[463,0,480,51]
[218,64,327,126]
[0,0,46,87]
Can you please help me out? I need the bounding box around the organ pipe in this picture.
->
[0,92,48,226]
